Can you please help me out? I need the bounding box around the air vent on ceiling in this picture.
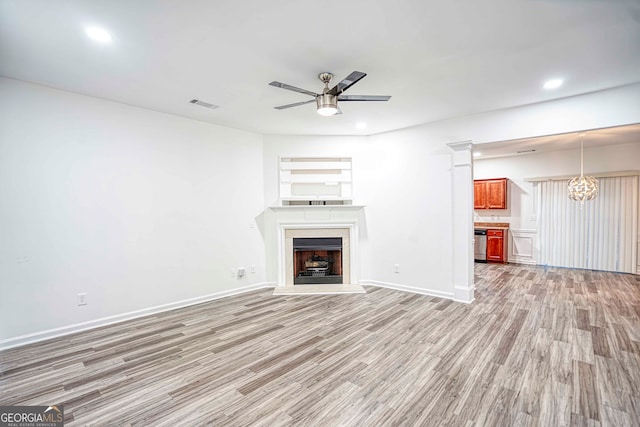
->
[189,99,219,109]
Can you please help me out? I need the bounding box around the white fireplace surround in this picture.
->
[278,222,358,287]
[269,206,364,289]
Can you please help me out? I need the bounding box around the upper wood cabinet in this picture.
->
[474,178,507,209]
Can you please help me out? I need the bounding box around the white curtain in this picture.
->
[537,175,638,273]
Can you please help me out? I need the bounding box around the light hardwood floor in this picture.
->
[1,264,640,426]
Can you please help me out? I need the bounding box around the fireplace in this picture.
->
[293,237,343,285]
[268,206,365,292]
[282,226,352,287]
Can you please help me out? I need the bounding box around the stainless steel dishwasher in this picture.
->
[474,229,487,262]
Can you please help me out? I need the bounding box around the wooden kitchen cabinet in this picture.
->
[486,229,507,263]
[474,178,507,209]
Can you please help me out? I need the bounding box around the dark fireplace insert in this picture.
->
[293,237,343,285]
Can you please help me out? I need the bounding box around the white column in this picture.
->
[447,141,475,303]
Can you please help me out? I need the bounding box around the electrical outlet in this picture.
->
[231,268,236,278]
[394,264,400,273]
[250,265,256,273]
[77,293,87,306]
[237,267,246,278]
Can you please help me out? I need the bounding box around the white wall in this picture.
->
[0,78,267,346]
[262,132,456,298]
[364,129,454,297]
[474,142,640,266]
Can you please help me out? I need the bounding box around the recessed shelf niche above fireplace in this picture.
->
[279,157,352,206]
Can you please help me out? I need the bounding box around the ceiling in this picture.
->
[473,123,640,159]
[1,0,639,137]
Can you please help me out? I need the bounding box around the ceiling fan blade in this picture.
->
[269,81,318,98]
[274,99,316,110]
[328,71,367,96]
[337,95,391,101]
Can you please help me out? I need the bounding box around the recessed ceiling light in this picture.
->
[543,79,563,90]
[355,122,367,130]
[85,26,112,43]
[473,152,482,157]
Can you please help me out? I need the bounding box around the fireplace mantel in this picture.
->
[268,205,366,211]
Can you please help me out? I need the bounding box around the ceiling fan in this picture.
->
[269,71,391,116]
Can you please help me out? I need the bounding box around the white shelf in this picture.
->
[279,156,354,205]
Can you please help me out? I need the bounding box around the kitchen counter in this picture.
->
[474,222,510,230]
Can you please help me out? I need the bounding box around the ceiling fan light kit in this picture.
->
[269,71,391,116]
[316,93,338,116]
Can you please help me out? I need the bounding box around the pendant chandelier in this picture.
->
[567,133,598,202]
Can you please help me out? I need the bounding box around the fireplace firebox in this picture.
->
[293,237,343,285]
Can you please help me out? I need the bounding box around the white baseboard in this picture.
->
[453,286,475,304]
[510,259,538,266]
[636,233,640,275]
[0,282,275,351]
[361,280,456,300]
